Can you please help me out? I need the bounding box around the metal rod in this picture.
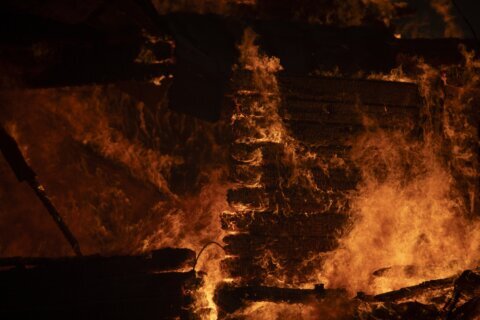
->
[0,126,82,256]
[27,179,82,256]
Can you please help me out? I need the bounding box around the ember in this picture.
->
[0,1,479,319]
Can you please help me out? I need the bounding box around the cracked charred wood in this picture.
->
[220,256,326,286]
[449,297,480,320]
[214,270,480,318]
[362,270,480,320]
[279,76,422,107]
[223,233,339,257]
[214,282,347,314]
[366,301,441,320]
[0,247,196,273]
[0,3,474,119]
[445,270,480,318]
[227,186,349,214]
[0,248,199,320]
[221,211,349,236]
[0,8,174,88]
[374,277,455,303]
[231,163,359,191]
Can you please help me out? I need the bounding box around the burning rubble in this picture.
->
[0,1,479,319]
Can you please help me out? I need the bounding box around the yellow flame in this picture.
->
[321,52,480,295]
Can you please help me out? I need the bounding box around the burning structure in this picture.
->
[0,0,479,319]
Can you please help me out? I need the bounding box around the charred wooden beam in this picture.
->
[223,233,339,257]
[215,270,480,318]
[221,211,349,236]
[374,277,456,303]
[0,248,199,320]
[214,282,347,314]
[279,76,422,107]
[0,247,196,273]
[227,186,349,214]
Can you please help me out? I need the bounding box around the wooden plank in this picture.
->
[220,255,326,285]
[223,233,339,256]
[0,248,196,273]
[227,187,349,214]
[231,163,358,190]
[221,211,349,237]
[279,76,421,108]
[0,248,199,320]
[215,282,346,314]
[284,100,420,126]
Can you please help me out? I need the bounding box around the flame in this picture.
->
[367,65,416,83]
[0,83,235,318]
[321,127,480,294]
[0,85,231,259]
[430,0,464,38]
[232,301,317,320]
[320,50,480,295]
[1,3,479,318]
[229,296,356,320]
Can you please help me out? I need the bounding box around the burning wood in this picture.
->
[0,1,479,320]
[214,269,480,319]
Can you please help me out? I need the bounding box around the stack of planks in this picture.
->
[222,74,422,286]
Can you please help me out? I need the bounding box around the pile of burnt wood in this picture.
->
[215,269,480,319]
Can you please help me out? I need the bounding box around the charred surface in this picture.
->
[0,248,199,320]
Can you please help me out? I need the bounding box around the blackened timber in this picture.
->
[285,121,363,146]
[227,187,349,214]
[214,282,347,314]
[393,39,480,68]
[0,8,173,88]
[254,23,478,75]
[215,271,480,318]
[0,248,198,320]
[285,100,420,126]
[221,211,349,237]
[232,164,359,190]
[230,142,283,164]
[223,233,339,256]
[220,256,324,285]
[0,247,196,273]
[230,142,352,163]
[279,76,422,108]
[374,277,456,303]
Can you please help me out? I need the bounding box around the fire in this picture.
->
[231,301,318,320]
[0,87,230,255]
[430,0,464,38]
[0,84,238,318]
[223,20,480,318]
[321,126,480,294]
[1,2,480,319]
[321,50,480,295]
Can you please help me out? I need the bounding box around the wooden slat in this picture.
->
[223,233,339,256]
[279,76,421,108]
[221,211,349,237]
